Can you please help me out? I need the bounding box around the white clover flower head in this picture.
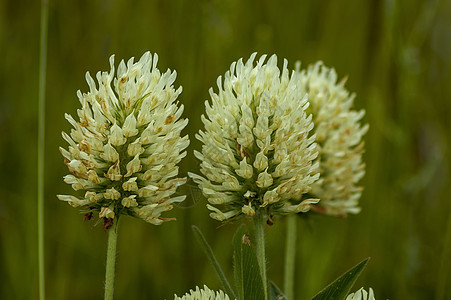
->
[174,285,231,300]
[296,61,369,217]
[57,52,189,227]
[346,287,376,300]
[189,53,320,222]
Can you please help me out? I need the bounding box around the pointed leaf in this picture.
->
[311,257,370,300]
[192,225,237,299]
[233,224,265,300]
[270,281,288,300]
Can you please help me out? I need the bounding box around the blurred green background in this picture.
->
[1,0,450,299]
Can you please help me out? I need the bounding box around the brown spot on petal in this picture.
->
[105,161,122,181]
[79,139,91,152]
[164,114,175,124]
[158,197,170,204]
[236,141,249,159]
[87,170,101,184]
[78,120,89,127]
[68,168,88,179]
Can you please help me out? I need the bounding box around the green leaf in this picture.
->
[270,281,288,300]
[192,225,237,299]
[311,257,370,300]
[233,224,265,300]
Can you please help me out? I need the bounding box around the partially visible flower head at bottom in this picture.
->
[189,53,320,222]
[174,285,231,300]
[346,287,376,300]
[57,52,189,226]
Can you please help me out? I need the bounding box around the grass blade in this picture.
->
[38,0,49,299]
[192,225,236,299]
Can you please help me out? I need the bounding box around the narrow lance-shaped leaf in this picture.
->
[233,224,265,300]
[192,225,237,299]
[311,257,370,300]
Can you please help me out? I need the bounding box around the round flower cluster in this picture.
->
[57,52,189,225]
[296,62,369,216]
[189,53,320,221]
[174,285,231,300]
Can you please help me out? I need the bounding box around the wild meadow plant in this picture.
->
[58,52,189,299]
[58,52,374,300]
[188,54,373,300]
[189,53,321,300]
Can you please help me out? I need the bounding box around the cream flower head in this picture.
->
[296,62,369,217]
[174,285,231,300]
[346,287,376,300]
[58,52,189,226]
[189,53,319,222]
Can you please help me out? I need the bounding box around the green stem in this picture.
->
[284,214,297,300]
[38,0,49,299]
[104,217,119,300]
[254,210,268,300]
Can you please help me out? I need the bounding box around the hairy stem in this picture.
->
[105,218,119,300]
